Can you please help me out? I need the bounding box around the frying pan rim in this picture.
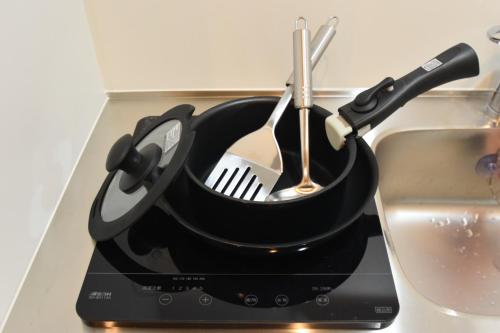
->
[184,96,357,206]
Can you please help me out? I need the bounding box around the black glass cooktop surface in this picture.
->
[76,201,399,329]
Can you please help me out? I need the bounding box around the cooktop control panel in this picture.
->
[78,272,397,327]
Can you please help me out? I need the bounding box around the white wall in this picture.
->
[0,0,105,327]
[85,0,500,92]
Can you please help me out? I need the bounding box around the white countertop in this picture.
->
[2,92,499,333]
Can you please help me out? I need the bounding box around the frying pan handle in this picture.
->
[338,43,479,132]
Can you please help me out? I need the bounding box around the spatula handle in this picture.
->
[293,17,313,109]
[286,16,338,85]
[266,16,338,129]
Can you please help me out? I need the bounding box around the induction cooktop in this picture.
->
[76,200,399,329]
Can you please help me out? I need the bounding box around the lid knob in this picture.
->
[106,134,162,193]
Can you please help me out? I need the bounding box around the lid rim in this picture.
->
[89,104,196,241]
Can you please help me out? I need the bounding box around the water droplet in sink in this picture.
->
[458,246,467,254]
[465,229,474,238]
[462,217,469,227]
[437,220,445,227]
[446,217,451,225]
[493,257,500,271]
[473,213,479,223]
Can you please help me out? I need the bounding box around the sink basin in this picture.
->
[376,128,500,316]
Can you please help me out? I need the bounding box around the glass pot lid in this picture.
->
[89,104,196,241]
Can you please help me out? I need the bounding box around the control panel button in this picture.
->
[244,294,259,306]
[199,294,213,306]
[158,293,173,305]
[275,294,289,307]
[316,294,330,306]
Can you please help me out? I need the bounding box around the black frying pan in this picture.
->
[164,100,374,255]
[161,43,479,255]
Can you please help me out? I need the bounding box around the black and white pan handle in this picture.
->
[326,43,480,150]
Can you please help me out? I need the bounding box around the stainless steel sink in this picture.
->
[376,128,500,316]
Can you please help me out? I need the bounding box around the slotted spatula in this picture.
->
[204,17,338,201]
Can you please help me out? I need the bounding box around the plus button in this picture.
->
[199,294,213,306]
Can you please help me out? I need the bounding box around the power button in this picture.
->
[244,294,259,306]
[275,294,289,307]
[316,294,330,306]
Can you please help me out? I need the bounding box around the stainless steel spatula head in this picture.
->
[204,152,282,201]
[204,17,338,201]
[204,97,287,201]
[204,85,291,201]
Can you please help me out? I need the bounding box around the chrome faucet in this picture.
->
[487,26,500,117]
